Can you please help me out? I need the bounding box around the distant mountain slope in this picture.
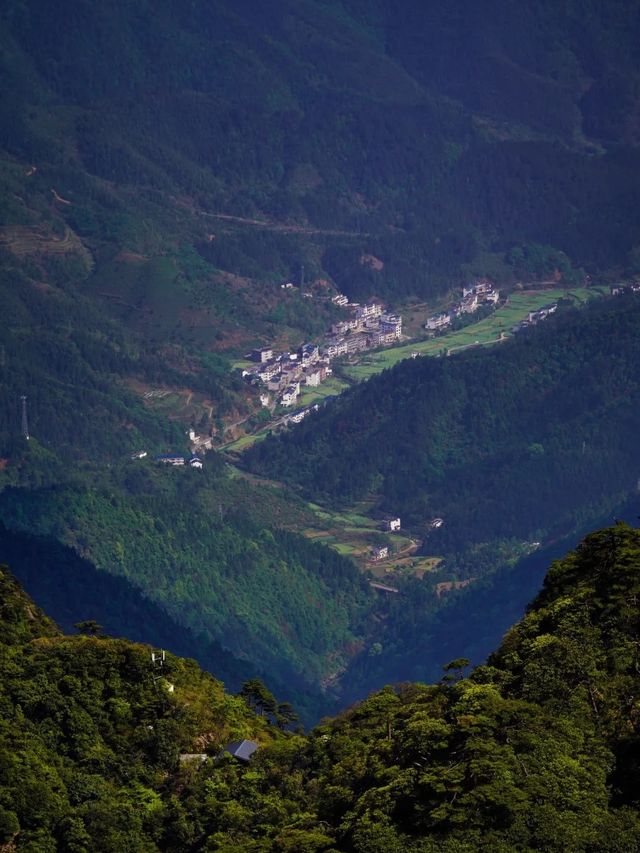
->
[0,523,323,704]
[2,0,640,320]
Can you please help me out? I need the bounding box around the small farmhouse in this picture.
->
[219,739,259,763]
[156,455,185,466]
[371,545,389,561]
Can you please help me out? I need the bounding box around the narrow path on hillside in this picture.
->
[170,196,367,237]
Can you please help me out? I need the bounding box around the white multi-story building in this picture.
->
[304,368,322,387]
[252,347,273,363]
[426,312,452,331]
[379,313,402,339]
[280,386,299,407]
[356,302,383,321]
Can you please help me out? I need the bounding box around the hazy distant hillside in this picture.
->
[2,0,640,313]
[0,459,372,720]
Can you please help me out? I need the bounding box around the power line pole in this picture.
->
[20,396,29,440]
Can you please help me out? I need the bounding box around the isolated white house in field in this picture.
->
[385,517,401,532]
[371,545,389,561]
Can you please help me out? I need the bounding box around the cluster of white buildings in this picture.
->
[242,300,403,408]
[425,279,500,334]
[610,283,640,296]
[154,454,203,468]
[243,342,333,408]
[323,302,402,358]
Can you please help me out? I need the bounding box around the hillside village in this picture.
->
[241,296,402,412]
[241,278,508,426]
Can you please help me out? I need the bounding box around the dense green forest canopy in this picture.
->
[3,524,640,851]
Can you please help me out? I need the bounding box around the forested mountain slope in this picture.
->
[3,524,640,851]
[2,0,640,335]
[0,461,372,722]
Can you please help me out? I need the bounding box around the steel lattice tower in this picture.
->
[20,396,29,440]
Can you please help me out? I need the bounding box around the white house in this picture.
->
[356,302,383,321]
[280,386,298,407]
[426,313,451,331]
[189,456,203,469]
[371,545,389,561]
[385,518,401,532]
[252,347,273,363]
[379,313,402,339]
[304,369,322,387]
[156,455,185,466]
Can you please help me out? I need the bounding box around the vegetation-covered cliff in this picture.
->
[3,524,640,851]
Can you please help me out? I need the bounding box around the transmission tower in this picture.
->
[20,396,29,440]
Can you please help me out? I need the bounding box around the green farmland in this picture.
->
[343,287,606,382]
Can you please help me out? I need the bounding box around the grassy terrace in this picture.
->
[343,286,606,382]
[222,431,269,452]
[297,376,350,407]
